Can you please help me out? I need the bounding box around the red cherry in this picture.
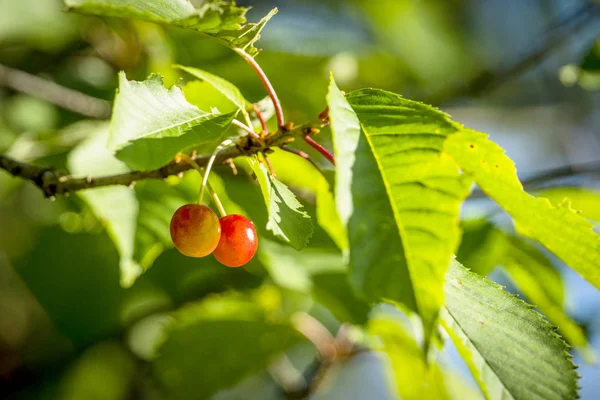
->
[170,204,221,258]
[213,214,258,268]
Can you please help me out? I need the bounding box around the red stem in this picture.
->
[253,104,269,137]
[281,146,322,172]
[232,119,260,139]
[263,153,276,177]
[235,49,285,128]
[304,136,335,166]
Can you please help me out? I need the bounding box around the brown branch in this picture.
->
[0,64,112,119]
[0,121,325,198]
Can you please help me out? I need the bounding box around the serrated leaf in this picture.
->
[442,260,579,400]
[327,78,472,344]
[267,148,348,251]
[175,65,248,110]
[536,187,600,222]
[369,318,450,400]
[110,72,236,170]
[152,289,300,399]
[445,129,600,291]
[500,234,594,362]
[64,0,276,57]
[69,126,201,286]
[248,158,314,250]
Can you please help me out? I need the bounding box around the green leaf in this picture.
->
[68,123,142,286]
[535,187,600,222]
[69,126,200,286]
[175,65,248,110]
[110,72,236,170]
[445,129,600,291]
[369,318,450,400]
[248,158,314,250]
[182,80,238,116]
[64,0,276,57]
[268,148,348,251]
[152,288,300,399]
[312,271,371,325]
[442,260,579,400]
[59,342,137,400]
[501,234,594,362]
[457,219,504,276]
[327,78,472,343]
[257,238,344,293]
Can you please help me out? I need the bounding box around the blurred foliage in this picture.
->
[0,0,599,399]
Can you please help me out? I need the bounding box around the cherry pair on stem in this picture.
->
[169,153,258,268]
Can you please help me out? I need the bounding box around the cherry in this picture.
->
[170,204,221,258]
[213,214,258,268]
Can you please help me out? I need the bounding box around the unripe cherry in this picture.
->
[213,214,258,268]
[170,204,221,257]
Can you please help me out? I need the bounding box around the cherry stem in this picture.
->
[232,119,260,140]
[262,153,276,176]
[199,139,234,217]
[304,136,335,166]
[174,153,226,216]
[241,108,253,131]
[253,104,269,138]
[234,48,285,128]
[281,146,323,173]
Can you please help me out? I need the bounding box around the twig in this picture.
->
[253,104,269,137]
[292,312,337,360]
[173,153,226,216]
[280,146,323,173]
[434,2,600,104]
[0,121,326,197]
[304,136,335,166]
[0,64,112,119]
[232,119,260,139]
[199,139,234,212]
[234,48,285,128]
[262,153,276,177]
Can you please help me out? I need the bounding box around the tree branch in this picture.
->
[0,121,325,198]
[0,64,112,119]
[433,2,600,104]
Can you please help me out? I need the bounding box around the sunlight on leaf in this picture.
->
[442,260,579,400]
[369,318,450,400]
[328,77,472,345]
[535,187,600,222]
[110,72,236,170]
[64,0,276,57]
[175,65,249,111]
[445,129,600,292]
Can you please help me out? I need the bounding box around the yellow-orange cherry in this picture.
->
[170,204,221,258]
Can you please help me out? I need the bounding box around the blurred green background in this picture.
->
[0,0,599,398]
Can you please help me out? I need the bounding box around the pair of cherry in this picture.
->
[170,204,258,267]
